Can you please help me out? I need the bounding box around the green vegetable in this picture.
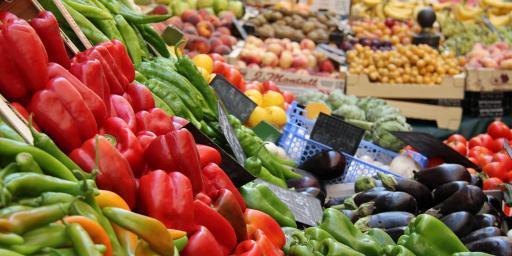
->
[372,116,411,151]
[62,0,112,19]
[366,105,401,122]
[9,224,68,255]
[63,2,109,45]
[136,24,170,58]
[115,14,142,65]
[333,105,366,121]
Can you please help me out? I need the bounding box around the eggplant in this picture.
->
[325,197,345,208]
[337,209,360,223]
[360,192,418,215]
[379,174,433,210]
[462,227,503,244]
[298,150,346,180]
[297,187,326,203]
[354,211,415,231]
[414,164,471,190]
[466,236,512,256]
[474,214,500,229]
[286,168,321,190]
[426,184,485,217]
[440,211,476,237]
[433,181,469,204]
[354,190,391,206]
[470,174,483,188]
[384,226,407,243]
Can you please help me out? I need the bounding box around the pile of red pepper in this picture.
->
[0,11,286,255]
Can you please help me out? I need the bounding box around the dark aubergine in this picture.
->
[356,211,415,230]
[372,192,418,214]
[474,214,500,229]
[433,181,469,204]
[466,236,512,256]
[385,226,407,242]
[414,164,471,190]
[354,190,391,206]
[440,211,475,237]
[387,177,433,210]
[298,150,346,180]
[426,184,485,217]
[462,227,503,244]
[286,168,321,189]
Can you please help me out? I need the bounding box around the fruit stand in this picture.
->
[1,0,512,255]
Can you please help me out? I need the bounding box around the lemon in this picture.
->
[245,89,263,105]
[248,95,262,106]
[246,106,270,128]
[266,106,287,128]
[305,102,331,119]
[262,91,285,108]
[192,54,214,74]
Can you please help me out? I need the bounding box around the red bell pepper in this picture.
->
[29,11,70,69]
[193,199,237,255]
[137,130,157,151]
[244,209,285,249]
[100,40,135,83]
[2,15,48,93]
[123,83,155,112]
[251,229,284,256]
[144,134,178,172]
[135,108,174,136]
[182,226,223,256]
[172,116,189,130]
[102,117,145,178]
[0,27,29,100]
[69,136,137,209]
[47,63,107,127]
[234,240,263,256]
[70,59,111,106]
[195,192,213,205]
[197,144,222,168]
[212,189,248,243]
[10,102,40,131]
[167,129,204,195]
[110,95,137,132]
[138,170,195,233]
[203,163,246,211]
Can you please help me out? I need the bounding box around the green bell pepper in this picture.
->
[289,244,315,256]
[451,253,494,256]
[366,228,395,247]
[319,208,381,256]
[380,245,416,256]
[240,182,296,228]
[282,227,303,254]
[398,214,468,256]
[304,227,335,241]
[316,238,365,256]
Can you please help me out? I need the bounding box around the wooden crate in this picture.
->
[345,72,466,100]
[466,68,512,92]
[385,100,463,130]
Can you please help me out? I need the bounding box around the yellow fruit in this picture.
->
[305,102,331,119]
[192,54,214,74]
[196,67,210,82]
[248,95,262,106]
[246,107,271,128]
[245,89,263,106]
[262,91,285,107]
[266,106,287,128]
[208,73,216,83]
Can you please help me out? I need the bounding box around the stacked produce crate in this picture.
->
[464,68,512,117]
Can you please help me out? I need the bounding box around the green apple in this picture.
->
[227,1,244,19]
[197,0,213,9]
[187,0,197,9]
[213,0,228,14]
[172,1,190,16]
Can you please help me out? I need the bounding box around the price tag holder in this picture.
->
[254,179,323,227]
[217,101,246,165]
[392,131,480,170]
[310,113,364,155]
[232,19,248,39]
[162,25,184,46]
[211,75,257,123]
[185,122,254,187]
[316,44,345,64]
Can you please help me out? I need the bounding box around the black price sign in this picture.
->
[310,113,365,155]
[232,19,248,39]
[184,123,254,187]
[162,26,184,46]
[211,75,257,123]
[392,131,480,170]
[255,179,323,226]
[217,101,246,165]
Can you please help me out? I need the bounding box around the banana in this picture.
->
[384,4,412,20]
[489,14,511,27]
[432,2,451,12]
[376,3,386,19]
[453,4,483,22]
[363,0,382,8]
[351,3,369,17]
[482,0,512,10]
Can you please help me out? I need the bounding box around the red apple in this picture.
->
[213,60,229,74]
[151,5,169,15]
[217,26,231,36]
[300,39,315,50]
[213,45,231,55]
[196,21,214,38]
[318,59,335,72]
[181,10,202,25]
[209,53,225,62]
[166,16,184,30]
[188,37,211,54]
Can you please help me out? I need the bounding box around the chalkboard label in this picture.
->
[392,131,480,170]
[184,122,254,187]
[310,113,364,155]
[162,25,184,46]
[255,179,323,226]
[217,101,247,165]
[211,75,257,123]
[232,19,248,39]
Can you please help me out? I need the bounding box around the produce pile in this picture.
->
[245,7,339,42]
[349,18,419,46]
[244,81,294,129]
[347,44,464,84]
[465,43,512,70]
[162,0,245,19]
[236,36,338,77]
[297,89,411,151]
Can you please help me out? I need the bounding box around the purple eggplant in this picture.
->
[358,191,418,216]
[379,173,433,210]
[462,227,503,244]
[286,168,321,189]
[354,211,414,231]
[298,150,346,180]
[354,190,391,206]
[474,214,500,229]
[466,236,512,256]
[440,211,475,237]
[433,181,469,204]
[414,163,471,190]
[426,184,485,217]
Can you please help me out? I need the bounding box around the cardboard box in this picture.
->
[346,72,466,100]
[466,68,512,92]
[386,100,463,130]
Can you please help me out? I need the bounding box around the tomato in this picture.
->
[261,81,281,93]
[468,156,479,166]
[483,177,504,190]
[493,152,512,170]
[245,83,262,93]
[238,76,246,92]
[212,60,229,75]
[468,146,493,158]
[445,140,467,156]
[476,154,494,167]
[491,138,508,153]
[483,162,508,181]
[468,134,494,149]
[224,68,242,89]
[209,53,225,62]
[446,134,467,145]
[283,91,296,104]
[487,120,512,140]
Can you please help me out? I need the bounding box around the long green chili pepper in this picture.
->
[4,173,94,198]
[34,245,106,256]
[132,24,150,58]
[152,92,175,115]
[119,5,171,24]
[9,223,69,255]
[96,0,121,13]
[61,0,112,19]
[0,138,77,181]
[67,223,102,256]
[18,192,75,207]
[0,206,32,218]
[135,24,170,57]
[0,163,18,179]
[115,14,142,65]
[63,2,109,45]
[0,203,70,234]
[0,248,23,256]
[16,152,43,174]
[0,233,23,246]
